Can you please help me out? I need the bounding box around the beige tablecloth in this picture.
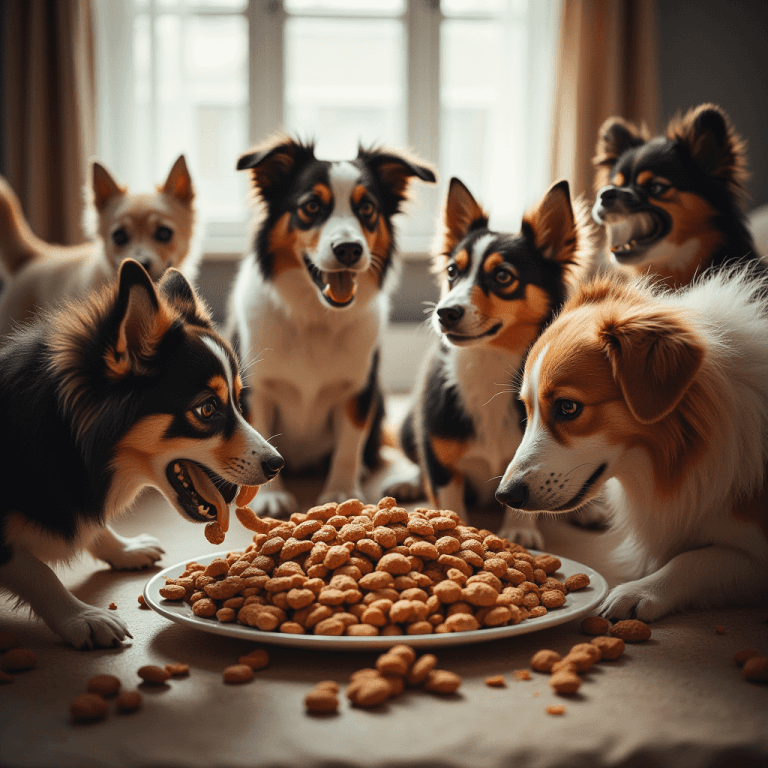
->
[1,480,767,768]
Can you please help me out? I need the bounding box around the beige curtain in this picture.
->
[2,0,96,245]
[550,0,660,202]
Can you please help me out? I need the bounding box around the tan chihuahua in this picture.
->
[0,155,198,338]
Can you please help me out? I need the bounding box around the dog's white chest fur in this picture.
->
[448,345,524,503]
[233,260,386,468]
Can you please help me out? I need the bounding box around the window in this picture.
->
[94,0,560,256]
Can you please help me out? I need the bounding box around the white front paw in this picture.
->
[103,534,165,570]
[252,489,298,519]
[600,581,667,622]
[54,606,132,650]
[379,466,424,503]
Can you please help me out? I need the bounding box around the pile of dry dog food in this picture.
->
[159,497,591,636]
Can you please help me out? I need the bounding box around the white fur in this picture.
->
[227,164,390,518]
[500,269,768,619]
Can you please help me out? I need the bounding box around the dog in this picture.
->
[592,103,761,287]
[385,177,593,548]
[0,155,199,338]
[0,259,284,648]
[227,136,436,518]
[496,268,768,620]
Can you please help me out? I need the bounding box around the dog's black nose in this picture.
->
[333,242,363,266]
[262,455,285,479]
[599,186,620,207]
[437,305,465,329]
[496,481,529,509]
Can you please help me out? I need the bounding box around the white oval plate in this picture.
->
[144,551,609,651]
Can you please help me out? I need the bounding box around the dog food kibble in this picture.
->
[138,594,149,609]
[564,573,590,591]
[205,521,225,545]
[86,674,121,697]
[733,649,762,667]
[485,675,506,687]
[0,648,36,672]
[239,648,270,670]
[165,663,190,677]
[116,691,143,714]
[70,693,109,723]
[743,656,768,683]
[546,705,566,715]
[590,636,625,660]
[0,631,19,652]
[609,619,651,643]
[549,670,581,695]
[223,664,254,684]
[580,615,611,635]
[305,683,340,714]
[530,649,561,673]
[514,669,531,681]
[137,665,171,685]
[166,498,579,637]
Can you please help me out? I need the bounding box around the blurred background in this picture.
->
[1,0,768,390]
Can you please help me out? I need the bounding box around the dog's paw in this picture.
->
[317,485,365,506]
[599,582,667,622]
[252,490,298,520]
[54,606,132,650]
[567,501,611,529]
[498,509,545,550]
[378,467,424,503]
[102,534,165,570]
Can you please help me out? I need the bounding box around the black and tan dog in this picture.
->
[0,260,283,648]
[592,103,760,287]
[385,178,593,547]
[227,136,435,518]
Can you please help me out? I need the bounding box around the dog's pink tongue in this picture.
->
[323,271,357,304]
[184,461,230,532]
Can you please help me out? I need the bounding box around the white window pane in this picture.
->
[285,17,405,159]
[286,0,404,15]
[440,15,526,230]
[442,0,525,17]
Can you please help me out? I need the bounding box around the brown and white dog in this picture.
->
[496,268,768,620]
[227,136,435,518]
[0,156,199,338]
[592,103,761,288]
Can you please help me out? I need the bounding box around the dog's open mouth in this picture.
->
[166,460,238,525]
[554,463,607,512]
[603,210,668,259]
[445,322,503,345]
[304,257,358,307]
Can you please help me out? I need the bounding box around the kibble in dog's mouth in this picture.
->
[166,460,238,523]
[303,256,358,307]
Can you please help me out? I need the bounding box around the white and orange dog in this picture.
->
[496,268,768,620]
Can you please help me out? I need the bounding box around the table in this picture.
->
[1,476,767,768]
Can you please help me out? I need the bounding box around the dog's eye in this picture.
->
[647,182,669,197]
[155,225,173,243]
[554,399,582,420]
[195,399,218,420]
[358,200,375,216]
[303,200,320,215]
[112,228,129,247]
[446,263,458,280]
[495,268,514,285]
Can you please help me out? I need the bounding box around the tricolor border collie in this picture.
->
[227,135,435,518]
[592,103,761,288]
[0,260,283,648]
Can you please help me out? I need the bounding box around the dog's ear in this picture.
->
[161,155,194,205]
[592,117,648,191]
[106,260,174,379]
[357,147,436,215]
[599,306,705,424]
[92,162,126,210]
[439,177,488,257]
[523,180,577,262]
[667,103,748,200]
[236,137,313,193]
[158,268,212,325]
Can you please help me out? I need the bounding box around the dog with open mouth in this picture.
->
[383,177,593,548]
[226,136,435,518]
[592,103,761,288]
[0,260,283,648]
[496,268,768,620]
